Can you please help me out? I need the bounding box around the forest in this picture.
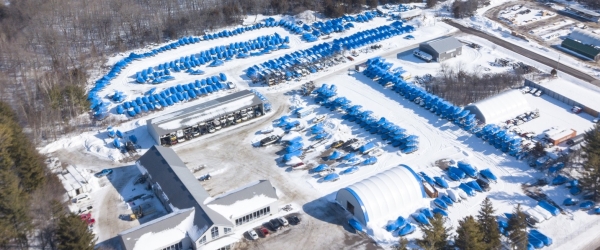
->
[0,0,419,142]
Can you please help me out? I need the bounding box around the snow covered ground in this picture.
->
[38,4,600,250]
[499,5,556,26]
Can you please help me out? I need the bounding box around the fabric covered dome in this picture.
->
[464,89,530,124]
[335,165,426,227]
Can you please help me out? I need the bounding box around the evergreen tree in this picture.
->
[395,237,409,250]
[455,215,486,250]
[477,197,501,249]
[0,123,32,248]
[507,204,528,250]
[579,124,600,202]
[56,214,95,250]
[416,213,451,250]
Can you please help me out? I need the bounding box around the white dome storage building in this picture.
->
[464,89,531,124]
[335,165,426,227]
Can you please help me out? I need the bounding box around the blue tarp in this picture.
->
[411,213,430,225]
[434,198,448,210]
[459,183,476,196]
[580,200,594,210]
[480,169,497,182]
[420,208,433,219]
[433,177,449,189]
[362,157,377,165]
[324,173,339,182]
[397,223,415,236]
[341,166,359,175]
[457,161,477,178]
[466,181,483,192]
[432,208,448,217]
[348,219,363,232]
[312,164,328,173]
[538,200,560,216]
[328,151,342,160]
[359,142,375,154]
[529,230,552,246]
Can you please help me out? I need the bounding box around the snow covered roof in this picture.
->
[567,6,600,18]
[567,28,600,47]
[206,180,278,219]
[398,9,422,19]
[147,90,263,136]
[420,37,463,54]
[119,208,194,250]
[58,165,90,193]
[339,165,426,225]
[135,146,232,242]
[464,89,531,124]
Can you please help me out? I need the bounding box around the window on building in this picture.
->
[224,227,232,234]
[267,206,270,213]
[217,245,231,250]
[161,241,183,250]
[199,236,206,244]
[211,227,219,238]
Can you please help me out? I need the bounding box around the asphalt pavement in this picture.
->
[444,20,598,84]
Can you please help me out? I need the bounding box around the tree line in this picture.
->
[0,101,94,249]
[423,63,524,106]
[396,198,529,250]
[579,124,600,202]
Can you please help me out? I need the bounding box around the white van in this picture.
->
[413,50,433,62]
[73,194,91,203]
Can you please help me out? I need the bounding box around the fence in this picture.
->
[524,79,600,118]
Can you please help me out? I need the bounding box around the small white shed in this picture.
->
[58,165,92,198]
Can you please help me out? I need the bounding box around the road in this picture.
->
[444,20,598,84]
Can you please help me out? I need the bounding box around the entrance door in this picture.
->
[346,202,355,215]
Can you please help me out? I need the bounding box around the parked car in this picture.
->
[571,106,582,114]
[529,87,537,94]
[534,90,543,97]
[346,56,355,61]
[94,169,113,178]
[73,194,91,203]
[247,229,259,240]
[77,205,93,215]
[594,117,599,123]
[331,140,344,148]
[277,217,289,226]
[269,219,282,231]
[287,215,301,225]
[140,194,154,201]
[259,227,270,237]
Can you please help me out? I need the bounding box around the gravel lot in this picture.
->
[175,92,380,250]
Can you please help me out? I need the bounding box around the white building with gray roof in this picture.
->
[418,37,463,62]
[147,90,264,146]
[119,146,279,250]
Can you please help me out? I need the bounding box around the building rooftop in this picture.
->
[568,6,600,18]
[119,208,194,250]
[136,146,232,240]
[147,90,263,136]
[567,29,600,47]
[207,180,278,219]
[421,37,463,54]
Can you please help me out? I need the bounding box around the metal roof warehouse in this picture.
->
[147,90,264,145]
[418,37,463,62]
